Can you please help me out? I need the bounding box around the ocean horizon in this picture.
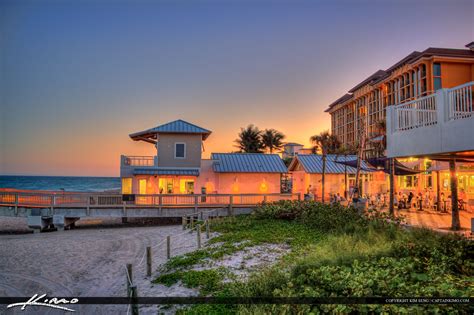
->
[0,175,121,192]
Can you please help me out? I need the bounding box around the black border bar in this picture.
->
[0,297,472,305]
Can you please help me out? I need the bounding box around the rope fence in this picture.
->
[123,207,225,314]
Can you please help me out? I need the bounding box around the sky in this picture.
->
[0,0,473,176]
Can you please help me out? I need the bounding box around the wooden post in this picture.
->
[449,159,460,230]
[145,247,151,277]
[436,170,441,211]
[122,201,126,216]
[182,216,186,230]
[344,154,348,199]
[130,285,139,315]
[126,263,133,295]
[86,195,90,216]
[205,220,210,239]
[14,193,18,216]
[159,195,163,211]
[166,235,171,259]
[297,193,301,201]
[51,195,55,214]
[228,195,234,216]
[190,216,194,229]
[389,158,395,216]
[194,195,198,212]
[197,224,201,248]
[263,195,268,204]
[322,154,326,204]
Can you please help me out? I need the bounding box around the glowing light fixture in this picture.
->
[259,178,268,193]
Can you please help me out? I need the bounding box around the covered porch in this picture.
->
[121,164,200,195]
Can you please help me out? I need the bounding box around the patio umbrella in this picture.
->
[334,157,422,175]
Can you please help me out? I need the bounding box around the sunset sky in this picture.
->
[1,0,473,176]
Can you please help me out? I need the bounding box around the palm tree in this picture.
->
[310,131,341,203]
[261,129,285,153]
[234,124,264,153]
[449,160,461,230]
[371,120,387,158]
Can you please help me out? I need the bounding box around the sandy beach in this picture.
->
[0,218,206,314]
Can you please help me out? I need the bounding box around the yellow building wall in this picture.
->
[441,62,473,88]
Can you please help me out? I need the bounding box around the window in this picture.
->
[433,63,442,90]
[433,63,441,76]
[399,175,417,189]
[138,179,147,194]
[174,143,186,159]
[159,178,174,194]
[122,178,132,194]
[180,179,195,194]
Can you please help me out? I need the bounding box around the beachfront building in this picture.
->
[288,154,387,200]
[326,42,474,157]
[282,143,312,160]
[325,42,474,207]
[120,120,288,196]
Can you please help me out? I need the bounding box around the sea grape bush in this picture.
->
[253,200,399,234]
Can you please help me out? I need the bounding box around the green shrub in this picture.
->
[154,269,224,294]
[393,228,474,276]
[178,202,472,314]
[227,255,472,314]
[253,200,381,234]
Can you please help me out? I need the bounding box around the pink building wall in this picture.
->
[128,158,282,195]
[215,173,281,194]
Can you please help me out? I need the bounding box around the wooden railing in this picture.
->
[0,191,301,209]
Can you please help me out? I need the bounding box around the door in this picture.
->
[139,179,147,194]
[138,179,148,204]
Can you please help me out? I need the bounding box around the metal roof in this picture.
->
[130,119,212,142]
[133,168,200,176]
[290,154,371,174]
[211,153,288,173]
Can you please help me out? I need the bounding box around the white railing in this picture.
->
[122,156,156,167]
[447,81,474,121]
[394,93,437,131]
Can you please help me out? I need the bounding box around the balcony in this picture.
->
[121,155,157,167]
[120,155,158,177]
[386,82,474,158]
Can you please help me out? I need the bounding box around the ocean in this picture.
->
[0,176,121,192]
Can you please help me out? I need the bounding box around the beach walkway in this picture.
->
[0,223,205,314]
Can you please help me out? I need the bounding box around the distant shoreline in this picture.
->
[0,176,121,193]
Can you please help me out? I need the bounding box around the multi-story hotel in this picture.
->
[326,42,474,203]
[326,42,474,157]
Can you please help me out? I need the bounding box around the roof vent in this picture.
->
[465,41,474,51]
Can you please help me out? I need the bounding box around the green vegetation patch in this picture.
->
[177,201,473,314]
[154,269,225,294]
[163,215,321,271]
[209,215,323,248]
